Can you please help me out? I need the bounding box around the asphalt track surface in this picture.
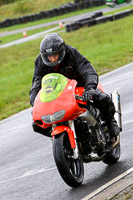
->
[0,62,133,200]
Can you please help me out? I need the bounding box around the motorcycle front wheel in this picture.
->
[53,132,84,187]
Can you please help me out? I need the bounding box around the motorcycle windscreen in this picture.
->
[40,73,68,103]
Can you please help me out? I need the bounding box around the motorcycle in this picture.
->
[32,73,122,187]
[105,0,131,7]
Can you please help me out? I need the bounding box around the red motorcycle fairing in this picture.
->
[33,79,86,129]
[51,126,76,149]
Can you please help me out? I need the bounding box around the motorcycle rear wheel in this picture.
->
[102,138,121,165]
[53,132,84,187]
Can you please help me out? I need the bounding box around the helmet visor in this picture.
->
[41,45,66,67]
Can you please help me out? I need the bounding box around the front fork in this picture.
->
[52,120,79,159]
[69,120,79,159]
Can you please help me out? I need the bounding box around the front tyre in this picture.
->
[53,132,84,187]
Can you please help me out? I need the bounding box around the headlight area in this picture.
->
[41,110,65,124]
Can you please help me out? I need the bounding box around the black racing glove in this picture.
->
[31,101,34,107]
[82,88,96,102]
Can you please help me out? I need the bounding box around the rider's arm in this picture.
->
[29,55,44,106]
[70,46,98,90]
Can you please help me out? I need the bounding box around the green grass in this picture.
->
[0,0,72,21]
[0,15,133,120]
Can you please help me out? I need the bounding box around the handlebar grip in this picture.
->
[75,95,94,104]
[75,94,84,101]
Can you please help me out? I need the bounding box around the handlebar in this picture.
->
[75,94,93,103]
[75,94,84,101]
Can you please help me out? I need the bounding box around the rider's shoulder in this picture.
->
[65,45,78,54]
[35,54,41,62]
[35,54,46,68]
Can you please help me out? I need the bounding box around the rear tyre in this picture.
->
[53,132,84,187]
[102,138,121,165]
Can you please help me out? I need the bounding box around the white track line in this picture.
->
[0,167,56,184]
[81,167,133,200]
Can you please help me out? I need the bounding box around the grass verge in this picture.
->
[0,0,72,21]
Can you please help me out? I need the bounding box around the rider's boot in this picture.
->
[106,118,120,137]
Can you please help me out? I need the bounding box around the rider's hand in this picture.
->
[82,88,95,102]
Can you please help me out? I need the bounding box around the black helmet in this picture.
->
[40,33,66,67]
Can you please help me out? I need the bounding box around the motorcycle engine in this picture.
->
[75,119,97,155]
[75,119,109,156]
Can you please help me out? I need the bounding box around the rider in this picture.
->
[29,33,120,137]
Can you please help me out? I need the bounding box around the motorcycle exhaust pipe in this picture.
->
[111,91,122,131]
[112,135,120,149]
